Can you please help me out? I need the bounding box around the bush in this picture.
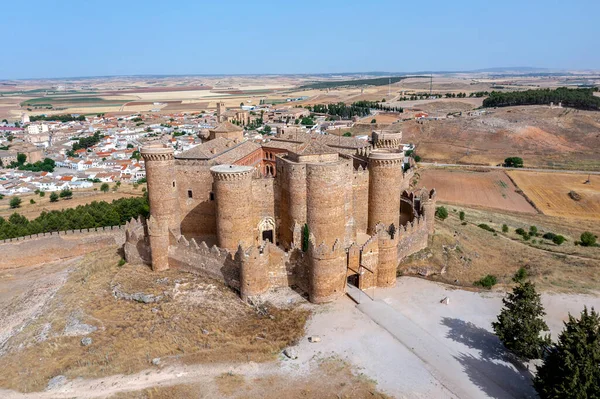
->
[370,119,377,123]
[9,197,22,209]
[502,224,509,233]
[552,235,566,245]
[534,307,600,398]
[39,191,45,197]
[459,211,465,221]
[492,282,550,360]
[29,199,35,204]
[529,226,538,236]
[100,183,110,193]
[542,232,556,240]
[478,223,495,232]
[513,267,528,283]
[474,274,497,289]
[435,206,448,220]
[118,259,126,267]
[59,188,73,199]
[522,232,531,241]
[49,192,59,202]
[515,228,526,236]
[580,232,597,247]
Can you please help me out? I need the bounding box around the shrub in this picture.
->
[100,183,110,193]
[580,232,597,247]
[459,211,465,221]
[542,232,556,240]
[39,191,45,197]
[9,197,22,209]
[492,282,550,360]
[529,226,538,236]
[29,199,35,204]
[552,235,566,246]
[515,227,526,236]
[59,188,73,199]
[474,274,497,289]
[118,259,126,267]
[478,223,495,232]
[522,232,531,241]
[513,267,528,283]
[435,206,448,220]
[502,224,509,233]
[504,157,524,168]
[49,192,59,202]
[370,119,377,123]
[461,222,467,226]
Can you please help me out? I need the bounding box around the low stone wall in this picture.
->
[397,215,429,262]
[0,227,126,270]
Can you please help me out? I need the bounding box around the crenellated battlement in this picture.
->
[308,237,345,259]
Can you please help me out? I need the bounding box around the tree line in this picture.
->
[482,87,600,110]
[30,114,86,122]
[0,197,149,240]
[67,131,103,157]
[305,101,402,119]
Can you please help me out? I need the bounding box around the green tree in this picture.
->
[29,199,35,204]
[435,206,448,220]
[9,197,22,209]
[504,157,524,168]
[39,191,45,197]
[459,211,465,221]
[49,192,59,202]
[552,235,566,245]
[492,282,550,360]
[534,307,600,398]
[17,153,27,165]
[263,125,272,134]
[100,183,110,193]
[502,224,509,233]
[59,188,73,199]
[580,231,597,247]
[302,223,310,252]
[370,119,377,123]
[343,132,352,137]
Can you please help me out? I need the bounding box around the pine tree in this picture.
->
[534,307,600,398]
[492,281,550,360]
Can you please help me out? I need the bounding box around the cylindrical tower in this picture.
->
[377,232,398,287]
[141,144,181,271]
[210,165,254,251]
[239,247,269,301]
[367,151,404,234]
[308,241,347,303]
[306,163,346,246]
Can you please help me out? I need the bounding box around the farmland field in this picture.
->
[507,171,600,220]
[416,168,537,213]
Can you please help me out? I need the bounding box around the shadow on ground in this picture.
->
[441,317,537,399]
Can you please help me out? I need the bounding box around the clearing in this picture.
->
[507,170,600,220]
[415,168,537,214]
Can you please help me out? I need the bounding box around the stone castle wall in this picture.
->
[352,165,369,234]
[175,161,216,243]
[0,227,125,269]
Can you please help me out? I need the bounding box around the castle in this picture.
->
[124,123,436,304]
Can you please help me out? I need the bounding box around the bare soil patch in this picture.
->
[0,248,309,393]
[507,171,600,220]
[415,168,537,213]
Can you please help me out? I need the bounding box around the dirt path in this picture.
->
[0,362,279,399]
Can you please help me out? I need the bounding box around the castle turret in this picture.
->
[239,245,269,301]
[210,165,254,251]
[420,188,437,235]
[376,224,399,287]
[367,151,404,234]
[308,239,347,303]
[141,145,181,271]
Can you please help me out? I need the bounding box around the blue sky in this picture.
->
[2,0,599,79]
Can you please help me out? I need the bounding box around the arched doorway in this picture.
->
[258,217,276,244]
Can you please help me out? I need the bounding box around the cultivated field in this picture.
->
[507,171,600,220]
[415,168,537,213]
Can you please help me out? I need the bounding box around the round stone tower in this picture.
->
[367,151,404,234]
[210,165,254,251]
[141,144,181,271]
[306,163,346,246]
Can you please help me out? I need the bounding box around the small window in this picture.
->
[209,192,215,201]
[172,181,176,187]
[187,190,193,199]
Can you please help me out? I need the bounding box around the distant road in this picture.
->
[419,162,600,175]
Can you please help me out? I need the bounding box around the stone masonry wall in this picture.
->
[0,228,125,269]
[352,166,369,234]
[175,161,217,244]
[396,215,429,262]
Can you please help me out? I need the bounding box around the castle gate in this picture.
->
[258,217,276,244]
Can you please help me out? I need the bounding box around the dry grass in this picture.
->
[400,203,600,293]
[507,171,600,220]
[110,357,390,399]
[0,248,309,393]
